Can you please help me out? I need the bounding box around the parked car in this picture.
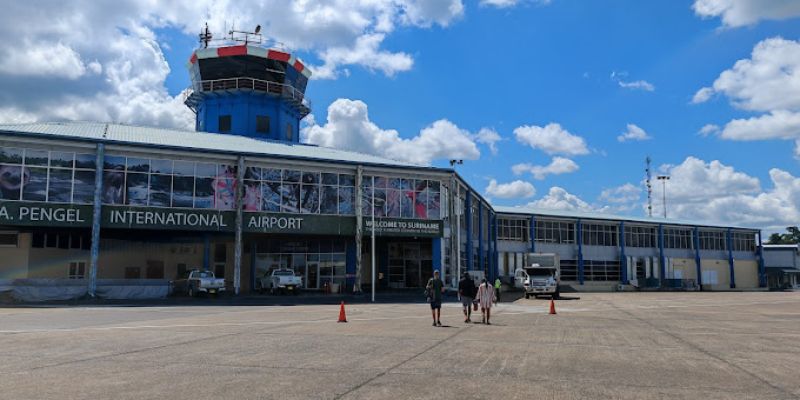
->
[173,269,226,297]
[257,268,302,295]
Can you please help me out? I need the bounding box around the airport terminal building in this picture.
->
[0,42,767,300]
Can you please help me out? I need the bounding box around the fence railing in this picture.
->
[188,77,310,108]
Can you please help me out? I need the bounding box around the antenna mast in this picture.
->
[199,23,212,48]
[645,156,653,217]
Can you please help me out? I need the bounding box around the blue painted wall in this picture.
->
[195,92,304,142]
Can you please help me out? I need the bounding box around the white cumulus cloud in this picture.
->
[617,123,652,142]
[301,98,480,165]
[525,187,602,212]
[474,128,502,155]
[651,157,799,232]
[512,157,579,180]
[599,183,641,204]
[480,0,551,8]
[694,37,800,154]
[514,123,589,156]
[611,71,655,92]
[0,1,467,128]
[698,124,720,136]
[692,0,800,27]
[485,179,536,199]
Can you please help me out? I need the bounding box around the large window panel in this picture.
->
[338,186,354,215]
[243,180,261,211]
[300,184,319,214]
[24,149,49,166]
[172,175,194,208]
[194,177,214,209]
[213,165,237,210]
[48,168,73,203]
[149,174,172,207]
[320,185,338,214]
[22,166,47,201]
[281,183,300,212]
[125,172,148,205]
[73,170,96,204]
[0,164,22,200]
[101,170,124,204]
[261,181,281,212]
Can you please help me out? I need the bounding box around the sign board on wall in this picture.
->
[0,201,443,237]
[363,218,443,237]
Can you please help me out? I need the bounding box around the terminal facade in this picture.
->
[0,42,767,299]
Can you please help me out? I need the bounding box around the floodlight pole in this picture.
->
[657,175,670,219]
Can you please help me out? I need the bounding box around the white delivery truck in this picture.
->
[521,253,560,299]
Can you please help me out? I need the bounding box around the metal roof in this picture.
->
[0,121,434,170]
[493,205,756,230]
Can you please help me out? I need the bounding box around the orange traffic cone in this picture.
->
[338,301,348,323]
[549,299,557,315]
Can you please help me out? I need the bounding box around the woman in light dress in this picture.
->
[474,278,497,324]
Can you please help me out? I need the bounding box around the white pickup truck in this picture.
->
[177,269,226,297]
[258,268,302,295]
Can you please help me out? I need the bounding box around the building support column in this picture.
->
[757,231,766,288]
[577,219,584,285]
[491,213,498,282]
[658,224,666,286]
[354,166,363,293]
[478,202,483,273]
[87,142,105,298]
[694,227,702,290]
[233,156,244,295]
[432,238,442,275]
[530,215,536,253]
[620,221,628,285]
[465,191,472,271]
[727,228,736,289]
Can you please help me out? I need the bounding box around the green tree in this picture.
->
[767,226,800,244]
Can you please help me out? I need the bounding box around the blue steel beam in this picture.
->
[466,191,473,271]
[530,215,536,253]
[87,143,105,298]
[620,221,628,284]
[577,219,584,285]
[727,228,736,289]
[694,227,703,289]
[478,202,483,273]
[658,224,666,285]
[757,231,766,287]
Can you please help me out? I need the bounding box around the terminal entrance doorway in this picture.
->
[386,241,432,288]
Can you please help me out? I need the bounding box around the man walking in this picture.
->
[426,270,445,326]
[458,272,476,323]
[494,277,502,302]
[475,278,497,324]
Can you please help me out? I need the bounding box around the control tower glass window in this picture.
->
[219,115,231,133]
[286,123,293,141]
[256,115,270,134]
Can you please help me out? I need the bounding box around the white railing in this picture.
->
[190,77,310,108]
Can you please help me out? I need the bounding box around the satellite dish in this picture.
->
[254,25,261,34]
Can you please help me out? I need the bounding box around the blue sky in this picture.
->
[1,0,799,232]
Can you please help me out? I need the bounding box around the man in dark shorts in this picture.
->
[458,272,476,323]
[427,270,445,326]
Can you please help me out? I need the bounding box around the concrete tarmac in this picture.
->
[1,292,799,400]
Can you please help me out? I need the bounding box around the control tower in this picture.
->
[184,26,312,143]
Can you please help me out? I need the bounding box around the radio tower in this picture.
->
[645,156,653,217]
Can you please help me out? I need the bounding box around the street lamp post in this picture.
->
[371,176,376,303]
[657,175,670,218]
